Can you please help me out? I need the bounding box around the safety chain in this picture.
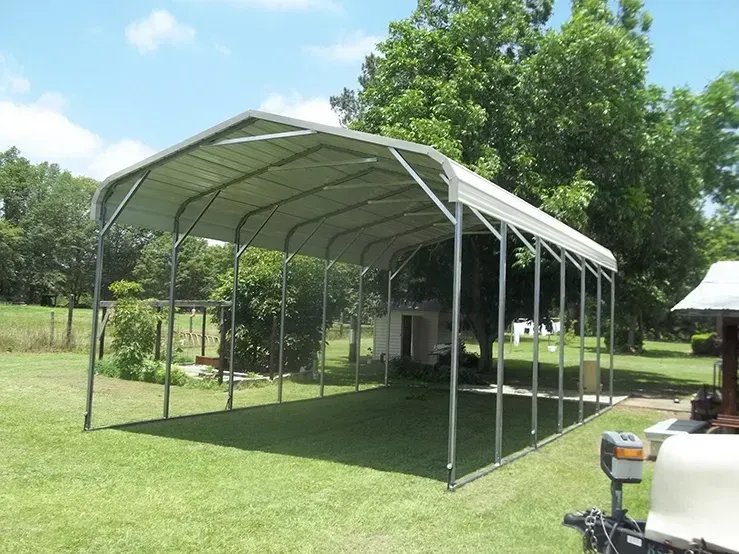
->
[582,507,602,553]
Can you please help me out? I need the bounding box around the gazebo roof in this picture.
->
[672,261,739,318]
[91,110,617,270]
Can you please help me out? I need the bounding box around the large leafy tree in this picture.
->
[333,0,738,364]
[213,249,355,373]
[331,0,555,370]
[133,235,233,300]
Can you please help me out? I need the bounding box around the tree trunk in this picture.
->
[477,331,493,374]
[627,314,637,349]
[66,294,74,347]
[467,237,493,374]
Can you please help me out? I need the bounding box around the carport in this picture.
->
[85,110,618,489]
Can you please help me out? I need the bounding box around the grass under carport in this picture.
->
[0,348,689,554]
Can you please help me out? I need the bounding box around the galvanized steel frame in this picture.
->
[84,117,619,492]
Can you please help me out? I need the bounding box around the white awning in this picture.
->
[92,110,617,271]
[672,261,739,318]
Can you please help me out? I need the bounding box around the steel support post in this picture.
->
[229,205,280,407]
[446,202,463,490]
[595,267,602,412]
[84,214,106,431]
[531,238,541,448]
[495,222,507,464]
[578,256,586,423]
[227,234,240,410]
[277,248,289,403]
[558,247,566,433]
[355,263,364,392]
[163,220,179,419]
[84,171,149,431]
[609,272,615,406]
[384,264,393,386]
[319,260,330,397]
[164,192,221,419]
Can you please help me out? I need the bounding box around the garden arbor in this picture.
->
[85,110,618,489]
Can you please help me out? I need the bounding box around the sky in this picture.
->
[0,0,737,180]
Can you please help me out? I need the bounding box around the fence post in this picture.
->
[154,307,162,361]
[49,312,55,347]
[218,307,226,384]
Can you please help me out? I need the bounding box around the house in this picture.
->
[372,301,452,365]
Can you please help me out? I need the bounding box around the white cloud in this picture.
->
[125,10,196,54]
[36,92,68,112]
[0,52,30,95]
[213,41,232,56]
[303,30,383,63]
[0,96,155,180]
[259,93,340,126]
[190,0,342,13]
[87,139,157,180]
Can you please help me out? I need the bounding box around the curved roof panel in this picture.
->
[92,110,617,271]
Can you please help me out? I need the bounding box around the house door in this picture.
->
[401,315,413,357]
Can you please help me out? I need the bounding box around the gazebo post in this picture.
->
[722,321,737,415]
[84,170,149,431]
[558,247,566,433]
[596,266,602,412]
[531,238,541,448]
[495,222,507,464]
[446,202,463,490]
[609,272,616,406]
[201,307,207,357]
[579,256,586,423]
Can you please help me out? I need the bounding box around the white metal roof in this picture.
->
[672,261,739,317]
[92,110,617,271]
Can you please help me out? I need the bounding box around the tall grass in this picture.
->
[0,304,220,354]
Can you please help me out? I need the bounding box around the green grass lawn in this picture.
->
[0,304,719,553]
[0,351,669,554]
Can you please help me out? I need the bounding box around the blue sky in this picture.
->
[0,0,737,180]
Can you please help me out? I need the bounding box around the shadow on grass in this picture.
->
[122,386,591,482]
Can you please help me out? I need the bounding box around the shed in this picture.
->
[372,301,451,364]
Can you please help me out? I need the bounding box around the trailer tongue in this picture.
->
[564,432,739,554]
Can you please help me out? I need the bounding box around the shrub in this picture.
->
[605,325,644,353]
[95,357,119,378]
[109,280,159,371]
[436,343,480,368]
[691,333,722,356]
[96,357,191,387]
[389,356,487,385]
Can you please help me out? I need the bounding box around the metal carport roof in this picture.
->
[91,110,617,271]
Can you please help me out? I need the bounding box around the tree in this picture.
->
[333,0,738,360]
[331,0,555,371]
[213,249,355,373]
[133,236,232,300]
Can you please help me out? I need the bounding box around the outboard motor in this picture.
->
[564,432,738,554]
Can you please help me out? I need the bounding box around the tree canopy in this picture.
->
[332,0,739,364]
